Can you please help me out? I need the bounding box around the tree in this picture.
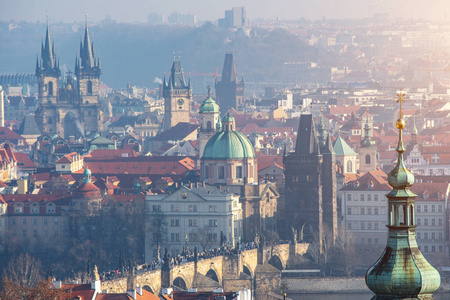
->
[193,226,216,251]
[330,229,358,277]
[148,210,168,259]
[3,253,43,288]
[0,278,65,300]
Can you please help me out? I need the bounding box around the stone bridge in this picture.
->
[101,243,309,295]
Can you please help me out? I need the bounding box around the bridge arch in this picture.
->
[268,254,284,270]
[206,269,219,283]
[243,264,253,277]
[173,276,187,290]
[142,285,154,294]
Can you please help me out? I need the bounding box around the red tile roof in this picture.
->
[14,152,37,169]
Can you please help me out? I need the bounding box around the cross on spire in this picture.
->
[396,90,406,119]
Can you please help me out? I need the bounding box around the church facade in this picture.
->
[35,23,102,139]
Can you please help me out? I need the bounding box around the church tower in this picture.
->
[198,86,220,159]
[163,60,191,130]
[75,19,102,134]
[35,20,61,134]
[215,53,244,112]
[35,16,102,139]
[359,107,377,173]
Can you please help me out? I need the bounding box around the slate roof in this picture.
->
[151,123,199,142]
[17,115,41,135]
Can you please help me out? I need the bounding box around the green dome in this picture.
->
[222,114,235,123]
[199,97,220,113]
[202,131,255,160]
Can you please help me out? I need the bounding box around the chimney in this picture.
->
[136,286,143,296]
[195,182,198,188]
[127,289,137,300]
[18,179,28,194]
[69,136,75,144]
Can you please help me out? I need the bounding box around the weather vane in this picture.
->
[395,90,406,119]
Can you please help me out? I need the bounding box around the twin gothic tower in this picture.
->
[35,21,102,139]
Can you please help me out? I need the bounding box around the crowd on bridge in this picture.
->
[100,240,290,281]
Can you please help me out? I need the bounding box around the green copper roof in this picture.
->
[199,96,220,114]
[366,115,441,299]
[222,114,235,123]
[332,135,356,156]
[388,131,415,190]
[202,131,255,160]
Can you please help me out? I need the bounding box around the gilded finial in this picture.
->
[207,85,211,97]
[320,106,323,115]
[395,90,406,130]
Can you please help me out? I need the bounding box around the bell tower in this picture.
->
[75,15,102,134]
[163,59,191,130]
[359,107,377,173]
[35,17,61,134]
[198,86,220,159]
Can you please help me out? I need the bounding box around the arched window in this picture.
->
[87,80,93,94]
[218,166,225,179]
[236,166,243,178]
[347,160,353,173]
[365,154,371,164]
[205,166,209,179]
[48,81,53,96]
[206,121,212,130]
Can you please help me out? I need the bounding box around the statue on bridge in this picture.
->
[163,248,170,269]
[291,227,298,244]
[220,231,227,248]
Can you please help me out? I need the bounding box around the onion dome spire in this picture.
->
[366,90,440,299]
[361,106,376,148]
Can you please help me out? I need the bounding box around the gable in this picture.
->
[162,187,206,202]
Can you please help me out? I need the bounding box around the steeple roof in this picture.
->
[80,25,95,69]
[167,60,188,89]
[332,135,356,156]
[221,53,237,83]
[295,114,319,156]
[37,23,60,76]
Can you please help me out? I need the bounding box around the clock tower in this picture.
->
[163,60,191,130]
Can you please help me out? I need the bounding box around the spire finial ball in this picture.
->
[396,118,405,130]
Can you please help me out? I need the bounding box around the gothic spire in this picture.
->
[80,22,95,69]
[42,22,55,71]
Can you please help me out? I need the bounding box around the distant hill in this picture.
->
[0,21,316,90]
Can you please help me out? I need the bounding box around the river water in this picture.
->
[289,292,450,299]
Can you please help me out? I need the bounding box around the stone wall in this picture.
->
[283,277,368,293]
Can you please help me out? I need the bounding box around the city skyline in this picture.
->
[2,0,450,23]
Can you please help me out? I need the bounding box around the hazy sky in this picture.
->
[1,0,449,23]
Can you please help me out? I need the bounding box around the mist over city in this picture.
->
[1,1,450,299]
